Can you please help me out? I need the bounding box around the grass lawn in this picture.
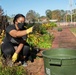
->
[70,28,76,36]
[70,28,76,34]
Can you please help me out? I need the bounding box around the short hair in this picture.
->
[13,14,25,24]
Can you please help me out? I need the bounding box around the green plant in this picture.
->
[37,33,54,49]
[26,23,54,49]
[39,25,47,34]
[57,27,62,31]
[27,33,54,49]
[0,66,26,75]
[0,53,26,75]
[50,22,57,29]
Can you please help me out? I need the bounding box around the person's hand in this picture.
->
[26,27,33,34]
[12,53,18,63]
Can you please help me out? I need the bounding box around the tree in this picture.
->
[0,6,4,23]
[60,10,66,22]
[0,6,9,34]
[26,10,40,23]
[52,10,61,21]
[72,9,76,22]
[39,16,49,23]
[45,9,52,19]
[0,6,4,16]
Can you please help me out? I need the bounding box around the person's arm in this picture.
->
[15,43,24,54]
[9,27,33,38]
[12,43,24,62]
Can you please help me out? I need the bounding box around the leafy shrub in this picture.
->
[42,23,51,30]
[0,66,26,75]
[37,33,54,49]
[26,23,54,49]
[57,27,62,31]
[50,22,57,29]
[0,53,26,75]
[27,33,54,49]
[42,22,57,30]
[39,25,47,34]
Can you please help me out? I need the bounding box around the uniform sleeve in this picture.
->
[6,25,16,33]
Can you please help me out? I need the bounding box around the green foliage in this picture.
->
[32,23,42,34]
[0,52,26,75]
[26,23,54,49]
[0,66,26,75]
[37,33,54,49]
[39,25,47,34]
[46,10,52,19]
[27,33,54,49]
[25,23,47,34]
[57,27,62,31]
[50,22,57,29]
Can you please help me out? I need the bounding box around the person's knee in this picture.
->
[2,49,14,59]
[1,43,15,59]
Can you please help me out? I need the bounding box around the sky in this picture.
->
[0,0,76,17]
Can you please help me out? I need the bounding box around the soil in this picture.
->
[26,58,45,75]
[25,26,76,75]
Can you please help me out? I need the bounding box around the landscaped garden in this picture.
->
[0,22,57,75]
[0,23,76,75]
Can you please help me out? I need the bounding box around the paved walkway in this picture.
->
[52,27,76,49]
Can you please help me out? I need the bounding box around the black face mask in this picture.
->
[18,23,25,30]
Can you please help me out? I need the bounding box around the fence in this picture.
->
[57,22,76,26]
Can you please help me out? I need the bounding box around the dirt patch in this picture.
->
[25,58,45,75]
